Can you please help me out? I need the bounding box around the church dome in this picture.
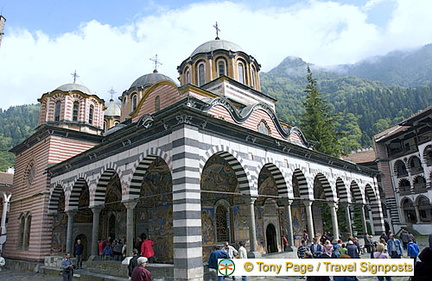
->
[55,83,92,94]
[104,98,121,116]
[129,70,176,90]
[190,39,245,57]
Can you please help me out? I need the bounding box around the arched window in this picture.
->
[132,94,138,112]
[238,61,245,84]
[251,66,256,89]
[185,67,191,84]
[197,62,205,86]
[55,101,61,121]
[258,120,270,135]
[18,212,31,250]
[217,59,226,77]
[73,101,79,121]
[89,105,94,125]
[155,96,160,111]
[216,205,229,242]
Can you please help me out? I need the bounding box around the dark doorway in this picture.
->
[74,234,88,260]
[266,223,278,253]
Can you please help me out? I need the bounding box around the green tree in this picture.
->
[300,66,343,157]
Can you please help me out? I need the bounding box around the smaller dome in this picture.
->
[129,70,176,90]
[55,83,92,94]
[104,98,121,116]
[190,39,244,57]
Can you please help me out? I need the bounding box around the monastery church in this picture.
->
[5,34,385,280]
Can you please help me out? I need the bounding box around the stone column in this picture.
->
[284,200,294,246]
[66,210,77,253]
[328,202,340,241]
[414,203,421,224]
[91,206,103,257]
[368,208,376,235]
[248,197,259,255]
[303,200,314,239]
[344,203,353,237]
[360,205,368,235]
[0,193,11,250]
[123,201,137,257]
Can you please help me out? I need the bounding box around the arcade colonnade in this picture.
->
[48,124,384,281]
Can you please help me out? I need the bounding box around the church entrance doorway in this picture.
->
[266,223,277,253]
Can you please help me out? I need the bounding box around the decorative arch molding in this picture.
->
[68,178,90,210]
[292,168,311,199]
[314,173,336,201]
[126,148,171,199]
[92,167,118,207]
[48,184,65,214]
[203,97,301,142]
[257,161,289,199]
[199,145,253,196]
[336,177,349,202]
[350,181,365,204]
[415,195,430,206]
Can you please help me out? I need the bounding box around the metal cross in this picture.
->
[213,22,220,40]
[71,70,79,83]
[149,54,162,72]
[108,87,116,100]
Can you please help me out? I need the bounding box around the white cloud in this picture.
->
[0,0,431,109]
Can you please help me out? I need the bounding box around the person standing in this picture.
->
[407,239,420,264]
[282,234,289,252]
[141,234,155,263]
[303,230,309,245]
[387,234,403,258]
[128,249,140,278]
[74,239,84,269]
[310,237,323,258]
[297,239,309,259]
[131,257,152,281]
[208,246,228,281]
[238,241,248,281]
[61,252,74,281]
[222,241,238,259]
[400,229,410,251]
[364,233,372,253]
[346,240,359,258]
[373,243,391,281]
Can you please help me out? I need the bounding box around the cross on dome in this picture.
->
[213,22,220,40]
[150,54,162,73]
[71,70,79,83]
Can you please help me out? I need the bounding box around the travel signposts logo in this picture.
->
[218,259,235,276]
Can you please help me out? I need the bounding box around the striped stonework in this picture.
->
[171,125,203,280]
[365,184,386,233]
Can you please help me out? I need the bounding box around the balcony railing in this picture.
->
[410,167,424,175]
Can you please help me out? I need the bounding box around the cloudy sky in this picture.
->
[0,0,431,109]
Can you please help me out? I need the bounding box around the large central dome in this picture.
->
[190,39,245,57]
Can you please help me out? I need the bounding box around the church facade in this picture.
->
[5,37,385,280]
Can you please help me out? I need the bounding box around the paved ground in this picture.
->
[0,235,427,280]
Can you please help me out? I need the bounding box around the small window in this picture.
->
[238,62,245,84]
[217,59,226,77]
[54,101,61,121]
[251,66,256,89]
[258,120,270,135]
[73,101,79,121]
[198,63,205,86]
[155,96,160,111]
[185,68,191,84]
[27,164,35,185]
[89,105,94,125]
[132,94,138,112]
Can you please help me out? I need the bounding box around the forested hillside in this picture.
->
[261,54,432,152]
[0,105,39,171]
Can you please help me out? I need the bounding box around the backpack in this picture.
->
[408,243,419,257]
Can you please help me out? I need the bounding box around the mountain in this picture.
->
[260,45,432,151]
[332,44,432,87]
[0,105,39,171]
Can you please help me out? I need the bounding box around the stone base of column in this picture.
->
[247,251,262,258]
[88,255,100,261]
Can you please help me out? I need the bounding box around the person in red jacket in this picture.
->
[140,234,155,263]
